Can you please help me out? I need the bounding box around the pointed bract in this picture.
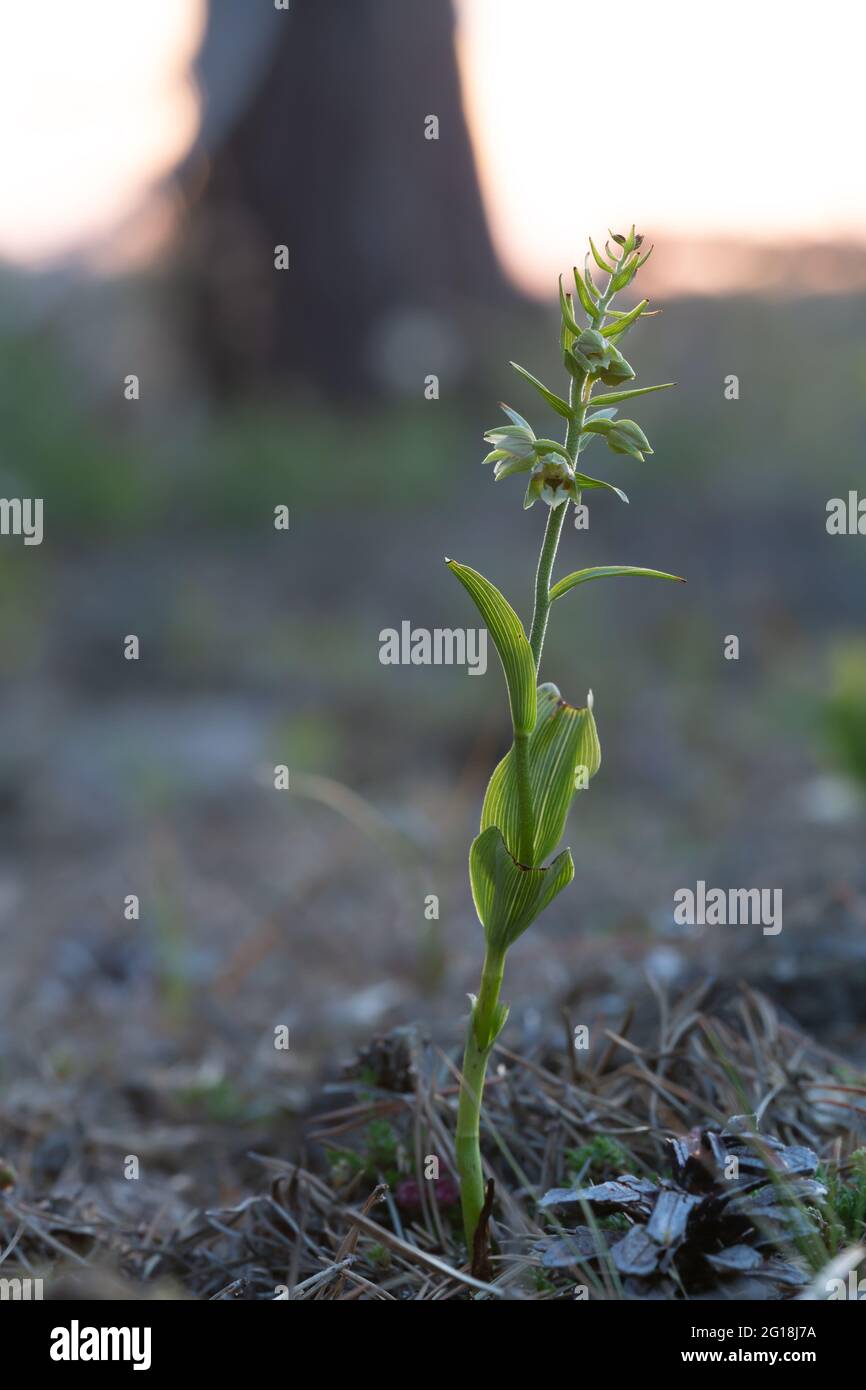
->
[481,683,601,866]
[469,824,574,954]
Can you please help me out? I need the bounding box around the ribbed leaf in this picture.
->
[606,305,661,320]
[572,265,597,320]
[498,403,533,431]
[572,471,629,503]
[446,560,536,736]
[610,253,639,292]
[481,683,601,866]
[601,298,649,339]
[587,382,675,408]
[558,275,581,335]
[583,256,601,300]
[469,824,574,953]
[588,236,614,274]
[470,995,511,1052]
[549,566,685,604]
[509,361,571,419]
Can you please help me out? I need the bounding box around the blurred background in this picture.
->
[2,0,866,1198]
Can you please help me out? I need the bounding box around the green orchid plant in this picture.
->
[447,227,684,1259]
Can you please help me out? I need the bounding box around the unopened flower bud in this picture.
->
[569,328,612,377]
[569,330,635,386]
[598,346,635,386]
[606,419,653,460]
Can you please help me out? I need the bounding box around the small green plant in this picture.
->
[824,639,866,786]
[820,1149,866,1252]
[565,1135,634,1184]
[447,228,684,1255]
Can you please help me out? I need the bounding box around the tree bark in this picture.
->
[178,0,511,398]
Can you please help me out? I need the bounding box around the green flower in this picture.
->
[568,329,635,386]
[598,349,635,386]
[523,454,579,509]
[482,404,537,471]
[582,416,653,461]
[606,419,653,459]
[569,328,610,376]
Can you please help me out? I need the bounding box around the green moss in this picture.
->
[565,1135,634,1183]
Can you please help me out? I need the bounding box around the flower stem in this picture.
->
[528,377,587,672]
[456,946,505,1251]
[528,499,568,671]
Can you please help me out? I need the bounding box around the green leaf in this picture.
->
[572,471,629,503]
[584,256,601,300]
[482,683,601,866]
[588,236,614,274]
[587,382,675,407]
[601,298,649,339]
[549,566,686,604]
[471,995,510,1052]
[445,560,536,737]
[572,265,597,321]
[509,361,572,420]
[532,438,571,462]
[610,253,639,293]
[606,306,661,320]
[498,402,533,431]
[559,275,581,335]
[469,824,574,953]
[560,297,576,354]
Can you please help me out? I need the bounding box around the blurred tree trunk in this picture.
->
[178,0,512,398]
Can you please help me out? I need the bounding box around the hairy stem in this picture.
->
[528,377,587,671]
[456,947,505,1251]
[528,498,568,670]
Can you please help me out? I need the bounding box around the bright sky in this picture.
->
[0,0,205,265]
[0,0,864,290]
[457,0,866,293]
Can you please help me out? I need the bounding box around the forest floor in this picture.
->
[2,519,866,1299]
